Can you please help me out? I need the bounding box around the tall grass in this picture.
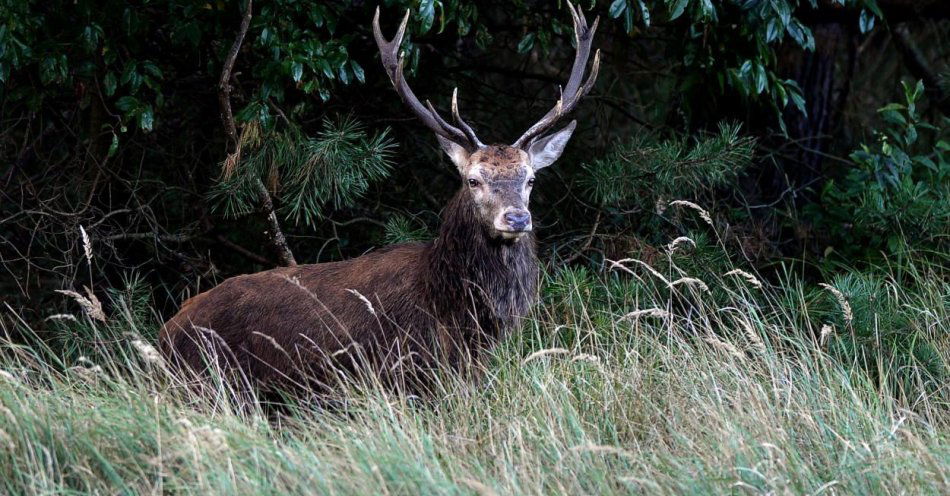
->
[0,245,947,494]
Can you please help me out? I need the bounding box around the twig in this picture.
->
[216,0,296,266]
[96,232,196,243]
[563,211,601,264]
[215,234,272,266]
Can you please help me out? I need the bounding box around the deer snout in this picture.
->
[504,210,531,231]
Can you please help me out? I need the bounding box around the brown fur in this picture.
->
[470,146,528,179]
[160,186,538,396]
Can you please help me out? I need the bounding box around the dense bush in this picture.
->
[811,81,949,259]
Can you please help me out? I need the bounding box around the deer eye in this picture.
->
[468,178,480,188]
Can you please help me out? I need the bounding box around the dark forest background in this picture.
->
[1,0,947,330]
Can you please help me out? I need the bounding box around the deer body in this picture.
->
[161,186,537,391]
[160,3,599,394]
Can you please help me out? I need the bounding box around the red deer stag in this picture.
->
[160,2,600,395]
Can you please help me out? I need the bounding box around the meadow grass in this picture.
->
[0,253,946,495]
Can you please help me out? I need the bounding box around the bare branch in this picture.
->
[217,0,296,266]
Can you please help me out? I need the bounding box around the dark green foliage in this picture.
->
[812,81,949,258]
[581,122,754,209]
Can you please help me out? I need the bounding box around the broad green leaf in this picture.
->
[609,0,627,19]
[878,103,906,112]
[317,59,334,79]
[418,0,436,34]
[291,62,303,82]
[859,10,875,33]
[107,133,119,157]
[115,96,139,113]
[699,0,715,20]
[775,80,788,106]
[772,1,791,27]
[138,107,154,132]
[637,0,651,27]
[142,61,163,79]
[668,0,689,20]
[766,18,781,43]
[786,80,806,116]
[103,72,117,97]
[517,32,535,54]
[754,63,767,94]
[739,60,752,79]
[350,60,365,83]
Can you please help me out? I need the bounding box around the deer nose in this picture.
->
[504,210,531,231]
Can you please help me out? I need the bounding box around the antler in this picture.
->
[373,8,484,150]
[512,1,601,149]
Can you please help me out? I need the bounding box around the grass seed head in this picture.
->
[523,348,569,363]
[669,200,714,227]
[79,225,93,265]
[819,283,854,326]
[55,286,106,322]
[724,269,763,289]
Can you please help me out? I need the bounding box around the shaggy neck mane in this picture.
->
[423,188,538,335]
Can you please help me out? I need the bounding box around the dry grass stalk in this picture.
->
[523,348,569,363]
[55,286,106,322]
[669,200,714,227]
[178,418,229,453]
[0,370,17,383]
[569,444,633,458]
[703,335,745,359]
[457,478,498,496]
[609,258,671,286]
[820,324,835,346]
[736,317,766,353]
[619,308,671,321]
[0,428,14,451]
[131,339,162,364]
[346,289,377,316]
[69,364,105,383]
[79,225,92,265]
[667,236,696,254]
[819,283,854,326]
[570,353,600,363]
[724,269,763,289]
[611,259,710,293]
[45,314,78,322]
[670,277,710,292]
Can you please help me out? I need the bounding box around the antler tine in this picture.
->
[512,1,600,149]
[373,7,482,150]
[452,88,485,148]
[425,100,462,138]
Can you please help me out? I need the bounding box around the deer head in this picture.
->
[373,2,599,240]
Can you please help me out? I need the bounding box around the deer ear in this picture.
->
[527,120,576,170]
[436,135,472,172]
